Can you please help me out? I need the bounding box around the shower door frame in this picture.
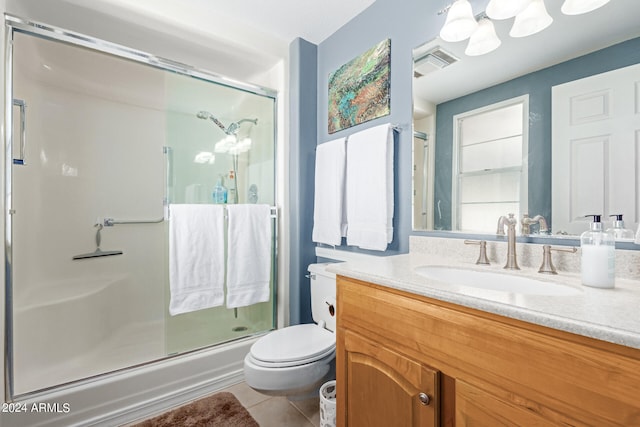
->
[3,14,279,401]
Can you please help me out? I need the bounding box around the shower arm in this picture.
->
[235,118,258,126]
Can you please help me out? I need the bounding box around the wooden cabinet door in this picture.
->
[343,330,439,427]
[456,380,557,427]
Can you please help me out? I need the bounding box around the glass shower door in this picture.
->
[7,22,277,397]
[163,73,277,355]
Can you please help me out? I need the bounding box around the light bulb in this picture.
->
[561,0,610,15]
[465,18,502,56]
[510,0,553,38]
[486,0,531,20]
[440,0,478,42]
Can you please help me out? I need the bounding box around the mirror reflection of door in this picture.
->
[552,62,640,236]
[452,96,529,233]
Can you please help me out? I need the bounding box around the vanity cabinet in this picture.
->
[336,276,640,427]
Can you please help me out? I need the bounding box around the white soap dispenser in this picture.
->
[580,214,615,288]
[606,214,635,240]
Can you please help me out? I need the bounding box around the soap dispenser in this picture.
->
[606,214,634,240]
[212,175,228,204]
[580,214,615,288]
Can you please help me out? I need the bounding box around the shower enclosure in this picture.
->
[4,15,277,399]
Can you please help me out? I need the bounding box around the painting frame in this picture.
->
[328,39,391,134]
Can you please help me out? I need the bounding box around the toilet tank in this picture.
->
[308,263,337,332]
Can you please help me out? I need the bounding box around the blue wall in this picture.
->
[287,0,445,324]
[288,38,318,325]
[434,37,640,231]
[316,0,444,256]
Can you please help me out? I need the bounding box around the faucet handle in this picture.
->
[538,245,577,274]
[521,214,531,235]
[464,240,490,265]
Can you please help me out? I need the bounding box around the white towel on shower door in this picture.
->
[169,204,225,315]
[226,204,272,308]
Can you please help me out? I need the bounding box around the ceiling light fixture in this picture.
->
[561,0,610,15]
[486,0,531,20]
[465,17,501,56]
[439,0,601,57]
[439,0,478,42]
[509,0,553,38]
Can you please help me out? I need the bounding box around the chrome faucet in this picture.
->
[497,213,520,270]
[521,214,549,235]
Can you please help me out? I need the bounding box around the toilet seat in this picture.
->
[249,324,335,368]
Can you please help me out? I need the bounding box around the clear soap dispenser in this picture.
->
[580,214,615,288]
[606,214,635,240]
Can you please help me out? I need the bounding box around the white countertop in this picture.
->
[328,253,640,350]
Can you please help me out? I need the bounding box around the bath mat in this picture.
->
[131,391,259,427]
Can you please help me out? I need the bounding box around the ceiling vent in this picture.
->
[414,47,458,78]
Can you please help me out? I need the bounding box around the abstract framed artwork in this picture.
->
[328,39,391,134]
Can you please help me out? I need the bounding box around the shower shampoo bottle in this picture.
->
[580,214,615,288]
[212,175,228,204]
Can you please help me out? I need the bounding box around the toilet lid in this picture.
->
[250,324,335,365]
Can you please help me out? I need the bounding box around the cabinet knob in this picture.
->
[418,392,430,406]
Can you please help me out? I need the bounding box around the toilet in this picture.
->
[243,263,337,400]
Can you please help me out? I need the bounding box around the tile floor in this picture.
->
[222,382,321,427]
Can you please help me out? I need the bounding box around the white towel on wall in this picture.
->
[169,204,225,315]
[312,137,347,245]
[346,123,394,251]
[226,204,272,308]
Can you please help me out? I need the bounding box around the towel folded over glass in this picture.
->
[169,204,225,315]
[226,204,272,308]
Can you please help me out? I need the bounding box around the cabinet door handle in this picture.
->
[418,392,430,406]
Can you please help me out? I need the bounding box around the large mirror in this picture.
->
[412,0,640,239]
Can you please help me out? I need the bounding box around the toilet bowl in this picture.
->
[243,263,337,399]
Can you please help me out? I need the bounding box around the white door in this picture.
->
[552,63,640,236]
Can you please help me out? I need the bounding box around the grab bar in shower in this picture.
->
[12,99,26,165]
[103,217,165,226]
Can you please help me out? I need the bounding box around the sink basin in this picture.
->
[414,266,581,296]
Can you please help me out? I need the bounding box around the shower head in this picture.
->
[197,110,258,136]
